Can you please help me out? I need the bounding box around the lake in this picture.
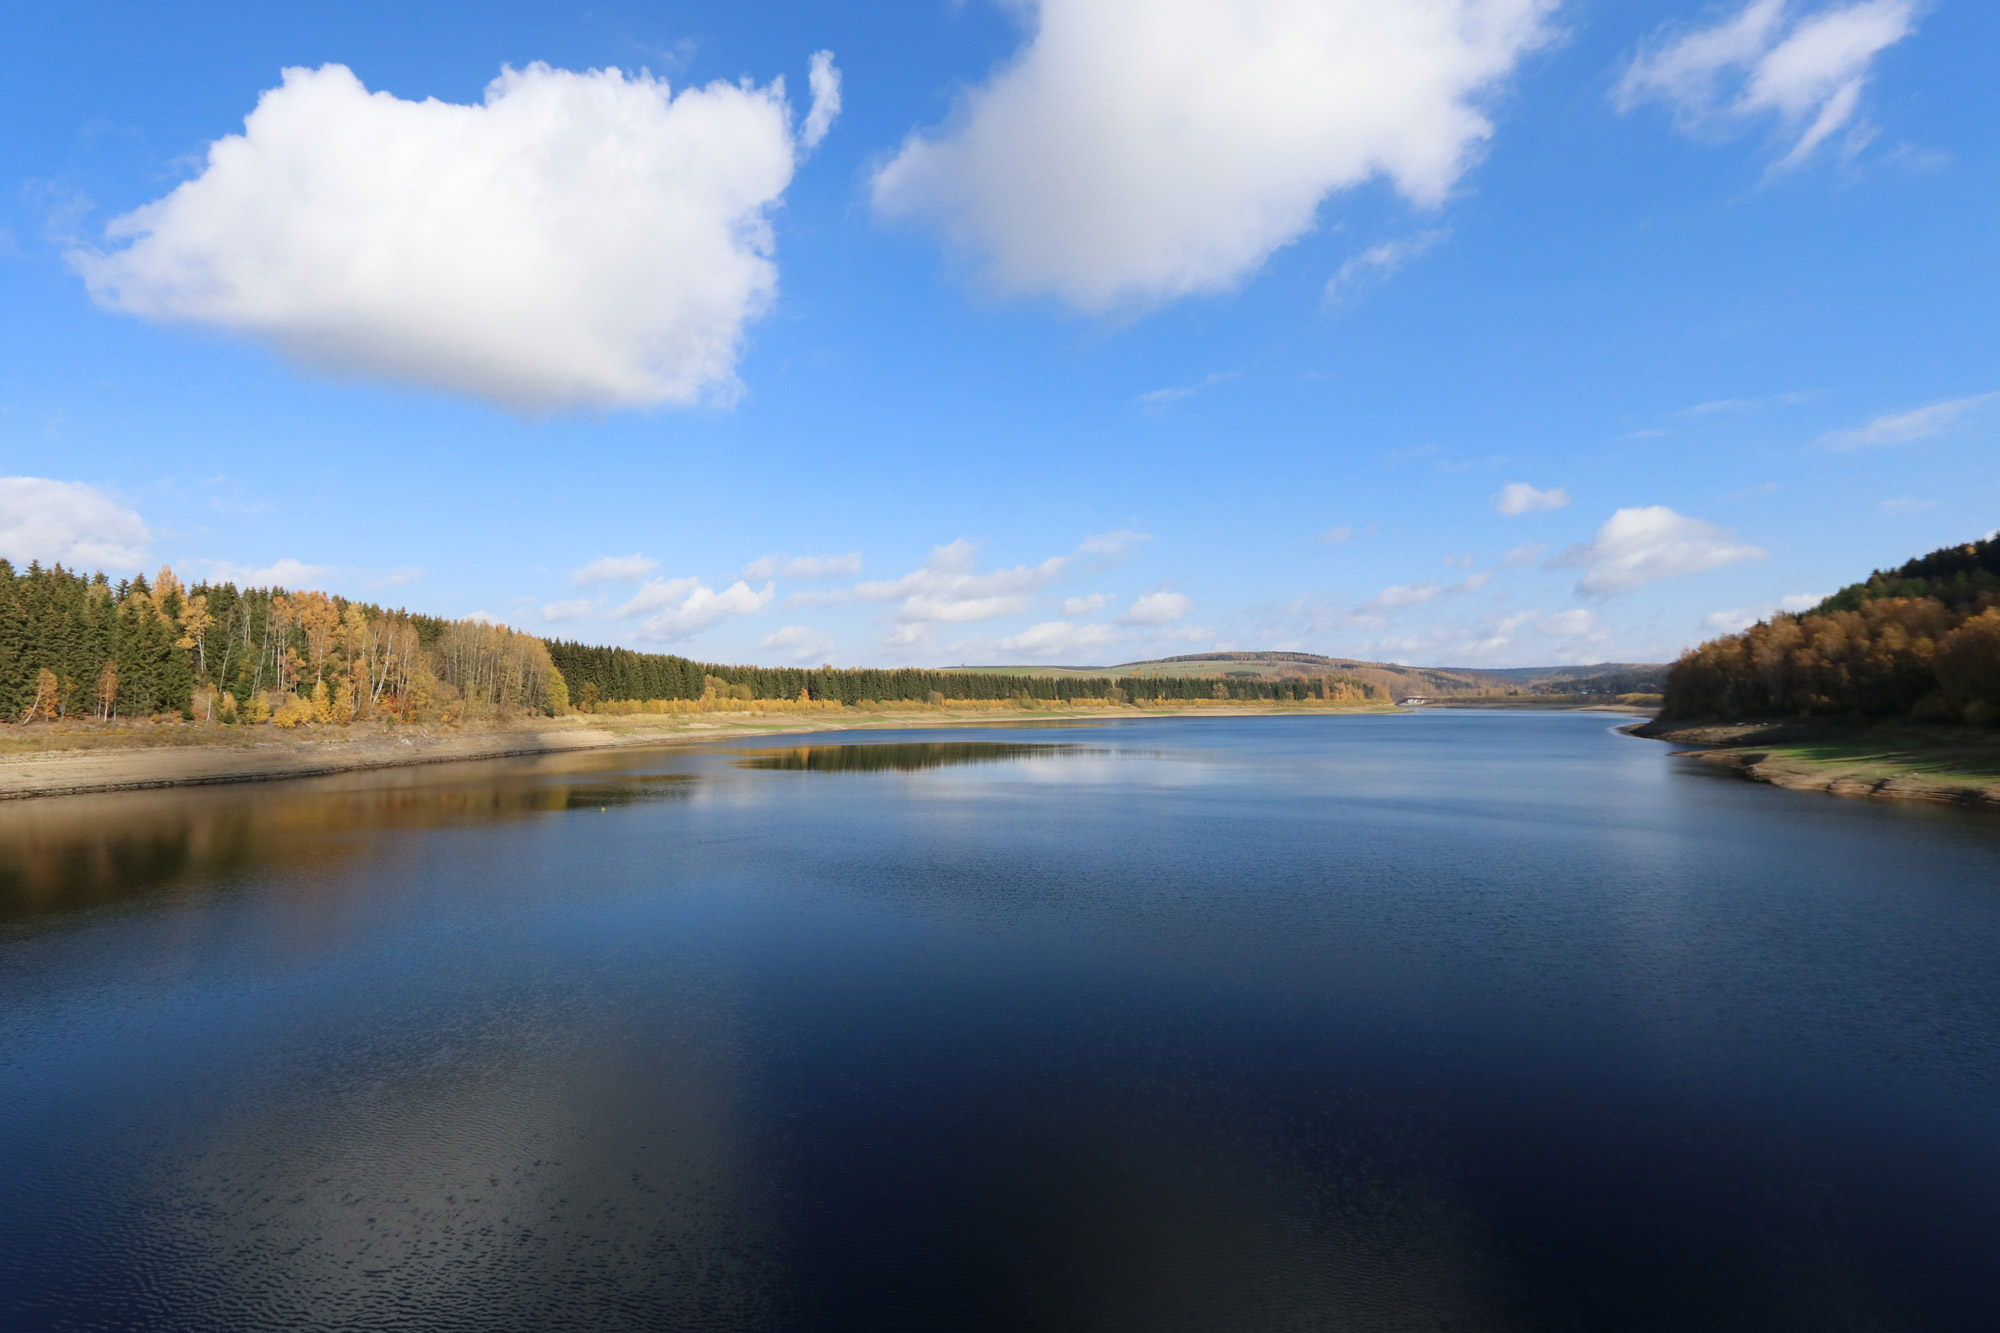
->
[3,712,1998,1330]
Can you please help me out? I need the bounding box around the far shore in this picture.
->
[1631,718,2000,810]
[0,702,1401,803]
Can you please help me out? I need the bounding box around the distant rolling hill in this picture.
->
[961,652,1667,699]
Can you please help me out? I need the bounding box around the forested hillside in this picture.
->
[0,560,564,725]
[1662,533,2000,723]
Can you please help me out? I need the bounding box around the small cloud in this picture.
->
[851,531,1140,644]
[613,575,699,616]
[996,620,1121,660]
[786,587,853,609]
[1350,560,1506,624]
[1117,591,1192,626]
[366,566,423,589]
[1538,609,1598,637]
[1501,542,1546,566]
[856,539,1066,628]
[1062,592,1114,616]
[1879,496,1935,514]
[208,556,333,588]
[1079,529,1149,557]
[743,551,863,581]
[465,611,504,626]
[1616,0,1921,173]
[541,599,594,622]
[1676,391,1812,416]
[1819,393,1997,450]
[1702,595,1821,634]
[1324,229,1448,307]
[1494,482,1570,515]
[618,578,774,642]
[572,553,659,587]
[800,51,842,152]
[1556,506,1764,596]
[1364,581,1447,613]
[1137,372,1235,414]
[1384,443,1478,474]
[1721,481,1781,500]
[761,623,835,663]
[1320,526,1354,545]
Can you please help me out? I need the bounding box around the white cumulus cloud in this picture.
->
[0,478,149,570]
[872,0,1555,311]
[616,576,774,641]
[72,58,842,412]
[1556,506,1764,596]
[1117,591,1193,625]
[1493,481,1570,515]
[1616,0,1919,171]
[571,553,659,587]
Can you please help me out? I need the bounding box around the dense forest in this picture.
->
[2,560,1388,726]
[1662,533,2000,723]
[1,561,565,724]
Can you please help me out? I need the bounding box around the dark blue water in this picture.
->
[3,713,1998,1331]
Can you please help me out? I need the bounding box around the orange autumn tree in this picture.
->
[1663,534,2000,723]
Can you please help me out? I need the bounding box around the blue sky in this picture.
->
[2,0,1994,668]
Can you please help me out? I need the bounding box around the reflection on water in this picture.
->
[736,741,1076,772]
[4,715,2000,1331]
[0,766,695,922]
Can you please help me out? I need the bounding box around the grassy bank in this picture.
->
[1633,719,2000,809]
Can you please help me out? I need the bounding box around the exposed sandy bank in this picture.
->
[1628,719,2000,810]
[0,705,1395,802]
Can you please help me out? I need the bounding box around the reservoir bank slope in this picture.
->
[0,704,1396,801]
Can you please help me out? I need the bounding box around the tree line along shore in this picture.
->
[1657,532,2000,725]
[0,559,1391,733]
[1641,532,2000,808]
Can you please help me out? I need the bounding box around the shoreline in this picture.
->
[1628,719,2000,811]
[0,704,1396,802]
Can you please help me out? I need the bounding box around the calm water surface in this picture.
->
[3,713,1998,1331]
